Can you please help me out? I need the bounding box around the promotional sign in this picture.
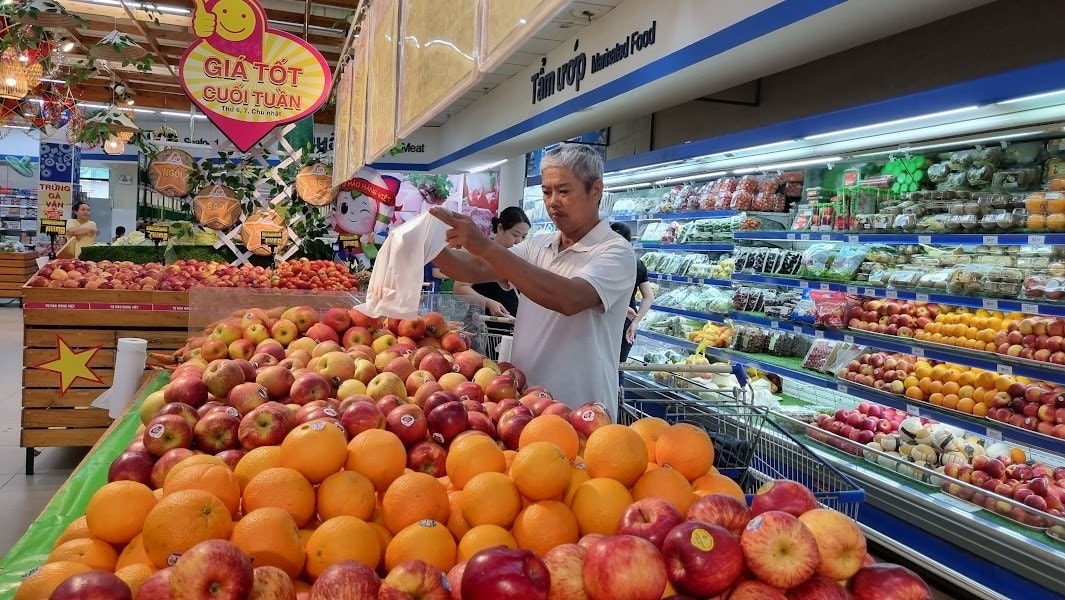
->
[37,183,71,223]
[179,0,333,151]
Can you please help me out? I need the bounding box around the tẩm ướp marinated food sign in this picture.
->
[179,0,333,152]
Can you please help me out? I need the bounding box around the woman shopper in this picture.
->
[65,201,98,258]
[611,222,654,362]
[453,207,530,317]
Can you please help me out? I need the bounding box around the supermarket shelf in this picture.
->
[637,242,734,252]
[730,272,1065,318]
[651,305,727,323]
[733,231,1065,245]
[647,273,733,287]
[650,210,737,220]
[728,311,824,338]
[636,329,1065,455]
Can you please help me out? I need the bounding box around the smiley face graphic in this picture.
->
[212,0,255,42]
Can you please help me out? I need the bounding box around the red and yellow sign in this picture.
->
[34,335,104,395]
[179,0,332,151]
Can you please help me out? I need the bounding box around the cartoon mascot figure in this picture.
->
[333,167,401,268]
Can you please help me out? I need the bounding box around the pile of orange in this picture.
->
[19,413,728,598]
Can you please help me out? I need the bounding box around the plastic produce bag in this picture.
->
[357,211,448,319]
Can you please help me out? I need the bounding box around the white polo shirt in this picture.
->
[509,220,636,420]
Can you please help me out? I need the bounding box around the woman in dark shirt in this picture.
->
[454,207,530,317]
[612,222,655,362]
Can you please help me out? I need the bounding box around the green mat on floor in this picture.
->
[0,372,168,598]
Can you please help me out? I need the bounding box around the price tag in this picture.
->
[260,230,283,252]
[916,293,929,302]
[918,235,932,244]
[886,290,898,299]
[146,224,170,242]
[820,283,830,291]
[847,235,858,243]
[800,280,810,288]
[793,325,803,334]
[906,404,921,416]
[39,218,66,235]
[983,235,998,245]
[846,286,858,294]
[821,234,834,241]
[815,330,825,339]
[1021,303,1039,315]
[983,298,999,310]
[338,234,359,250]
[997,364,1013,375]
[863,288,876,296]
[844,335,855,344]
[836,383,848,392]
[913,347,925,358]
[771,321,780,328]
[800,234,810,241]
[985,428,1003,441]
[1030,235,1046,245]
[786,233,796,241]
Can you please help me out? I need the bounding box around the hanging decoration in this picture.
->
[77,107,138,148]
[240,208,290,256]
[148,148,196,197]
[0,47,42,100]
[21,85,75,136]
[192,184,242,230]
[89,30,149,62]
[9,0,77,28]
[295,163,334,206]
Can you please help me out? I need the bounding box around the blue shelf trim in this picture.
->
[733,231,1065,245]
[730,272,1065,318]
[647,273,733,287]
[651,305,728,323]
[636,329,1065,455]
[650,210,737,220]
[637,242,734,252]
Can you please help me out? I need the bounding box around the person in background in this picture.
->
[65,201,98,258]
[113,226,126,243]
[611,222,654,362]
[454,207,530,317]
[424,263,453,293]
[430,143,635,418]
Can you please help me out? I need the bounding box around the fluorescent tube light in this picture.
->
[604,183,654,192]
[717,140,792,156]
[901,132,1039,153]
[803,106,980,140]
[468,159,507,174]
[79,0,189,14]
[606,160,685,177]
[654,171,728,185]
[997,89,1065,105]
[734,156,842,174]
[159,111,207,119]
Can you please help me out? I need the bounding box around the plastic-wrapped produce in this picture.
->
[730,190,754,211]
[736,175,759,194]
[760,176,780,195]
[711,177,737,194]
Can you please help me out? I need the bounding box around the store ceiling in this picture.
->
[51,0,621,125]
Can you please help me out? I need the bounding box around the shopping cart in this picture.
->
[479,315,515,362]
[619,362,865,517]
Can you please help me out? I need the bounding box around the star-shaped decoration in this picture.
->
[193,184,243,230]
[148,149,194,198]
[34,335,104,395]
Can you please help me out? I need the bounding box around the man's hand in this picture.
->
[193,0,216,37]
[430,207,493,257]
[485,299,512,318]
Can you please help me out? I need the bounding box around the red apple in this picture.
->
[786,576,853,599]
[340,400,386,438]
[379,560,450,600]
[290,373,332,405]
[662,522,743,597]
[485,375,518,402]
[498,408,534,450]
[169,539,253,600]
[750,479,819,517]
[164,377,209,408]
[848,564,931,600]
[730,580,787,599]
[47,569,133,599]
[143,414,194,457]
[740,511,820,589]
[423,391,461,417]
[540,543,586,600]
[227,382,270,415]
[617,498,685,550]
[157,402,200,430]
[150,448,195,489]
[134,567,172,599]
[215,449,245,470]
[453,381,485,404]
[386,404,428,447]
[466,412,497,438]
[582,535,667,600]
[407,441,448,476]
[248,565,295,600]
[686,494,751,538]
[193,411,242,453]
[799,508,867,581]
[427,402,469,446]
[108,450,155,486]
[255,366,295,400]
[238,404,290,450]
[309,560,380,600]
[305,323,341,345]
[569,402,610,438]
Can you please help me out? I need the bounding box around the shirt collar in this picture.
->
[550,219,610,254]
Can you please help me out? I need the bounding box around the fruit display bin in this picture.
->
[0,371,165,596]
[0,252,37,299]
[20,287,191,470]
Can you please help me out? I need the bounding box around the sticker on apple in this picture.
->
[690,528,714,552]
[148,424,165,438]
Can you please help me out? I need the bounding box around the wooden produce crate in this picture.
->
[0,252,38,299]
[21,287,190,471]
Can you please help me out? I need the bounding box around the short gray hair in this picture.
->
[541,144,604,191]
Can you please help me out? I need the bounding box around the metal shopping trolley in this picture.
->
[480,315,515,362]
[619,361,865,517]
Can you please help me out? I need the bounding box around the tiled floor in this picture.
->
[0,304,87,555]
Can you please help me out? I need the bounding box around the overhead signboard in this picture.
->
[364,0,400,163]
[480,0,568,74]
[179,0,333,152]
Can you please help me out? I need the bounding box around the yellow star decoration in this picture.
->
[34,335,104,395]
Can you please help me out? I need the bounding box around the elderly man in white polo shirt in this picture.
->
[430,144,636,419]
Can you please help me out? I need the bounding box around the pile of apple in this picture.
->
[941,455,1065,528]
[808,402,908,453]
[847,299,937,338]
[836,351,919,396]
[985,379,1065,439]
[26,259,165,290]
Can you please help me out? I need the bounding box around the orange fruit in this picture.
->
[142,489,233,568]
[1011,448,1027,464]
[234,446,282,491]
[630,417,671,463]
[510,441,572,501]
[503,450,518,475]
[163,463,242,518]
[570,478,633,536]
[281,420,348,484]
[461,472,522,528]
[994,375,1014,393]
[53,516,90,549]
[583,424,648,486]
[943,394,960,410]
[564,463,590,506]
[446,433,506,490]
[85,480,157,545]
[346,429,407,492]
[243,467,317,528]
[317,470,376,521]
[115,563,154,595]
[13,561,92,600]
[691,472,745,501]
[519,415,580,461]
[458,525,517,562]
[655,423,715,482]
[164,454,227,486]
[384,519,457,572]
[305,516,381,580]
[445,490,471,541]
[382,472,450,534]
[231,507,306,578]
[940,381,959,397]
[905,387,925,401]
[511,500,579,556]
[116,533,152,570]
[48,537,118,571]
[632,466,694,514]
[928,393,944,406]
[973,402,989,417]
[957,397,976,414]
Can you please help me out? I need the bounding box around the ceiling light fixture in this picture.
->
[733,156,843,174]
[468,159,507,174]
[80,0,189,14]
[60,39,75,52]
[802,106,980,140]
